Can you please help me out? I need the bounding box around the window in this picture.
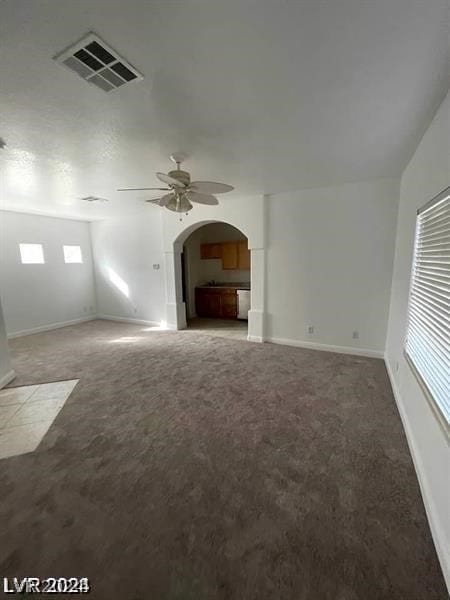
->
[19,243,45,264]
[63,245,83,264]
[405,187,450,429]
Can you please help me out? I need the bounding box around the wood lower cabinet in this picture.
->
[195,288,221,318]
[195,287,238,319]
[221,291,238,318]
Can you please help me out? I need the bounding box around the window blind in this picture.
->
[405,187,450,428]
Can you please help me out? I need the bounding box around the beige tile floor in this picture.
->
[0,380,78,460]
[186,318,248,341]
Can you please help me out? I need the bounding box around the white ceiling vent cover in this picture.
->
[54,32,143,92]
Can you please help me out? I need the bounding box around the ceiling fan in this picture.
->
[117,153,234,213]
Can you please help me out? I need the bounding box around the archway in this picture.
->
[182,222,250,338]
[163,217,265,342]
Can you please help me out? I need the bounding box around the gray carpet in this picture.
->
[1,319,446,599]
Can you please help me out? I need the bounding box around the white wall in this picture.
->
[183,223,250,318]
[90,209,166,326]
[385,91,450,589]
[0,295,14,387]
[162,194,265,253]
[265,178,400,355]
[0,211,97,336]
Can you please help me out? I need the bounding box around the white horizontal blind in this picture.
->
[405,187,450,427]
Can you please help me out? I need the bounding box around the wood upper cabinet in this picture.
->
[221,242,239,269]
[200,243,222,259]
[237,240,250,270]
[200,239,250,270]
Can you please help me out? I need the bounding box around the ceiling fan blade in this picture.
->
[186,191,219,205]
[156,172,186,188]
[117,187,170,192]
[189,181,233,194]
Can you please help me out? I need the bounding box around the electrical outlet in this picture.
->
[133,307,137,314]
[352,331,359,339]
[153,264,160,270]
[308,326,314,334]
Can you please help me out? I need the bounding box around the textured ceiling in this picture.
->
[0,0,448,219]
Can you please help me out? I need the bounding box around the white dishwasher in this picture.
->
[237,289,250,320]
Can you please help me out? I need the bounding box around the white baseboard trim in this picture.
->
[0,369,15,389]
[97,314,163,328]
[7,316,97,339]
[247,335,263,343]
[384,356,450,593]
[265,336,384,358]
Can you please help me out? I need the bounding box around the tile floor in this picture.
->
[0,380,78,460]
[186,318,248,341]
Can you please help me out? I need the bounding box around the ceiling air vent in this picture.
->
[54,32,143,92]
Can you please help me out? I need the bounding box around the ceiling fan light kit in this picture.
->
[166,193,193,214]
[117,154,234,215]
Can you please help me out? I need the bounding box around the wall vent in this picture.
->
[54,32,143,92]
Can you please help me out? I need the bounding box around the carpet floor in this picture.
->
[1,320,446,599]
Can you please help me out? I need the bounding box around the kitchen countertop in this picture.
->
[198,284,251,290]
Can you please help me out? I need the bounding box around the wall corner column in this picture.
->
[0,295,14,389]
[164,242,187,330]
[247,194,269,342]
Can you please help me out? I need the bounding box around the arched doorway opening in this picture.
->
[182,222,250,340]
[163,210,265,342]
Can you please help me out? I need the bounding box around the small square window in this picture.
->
[19,243,45,264]
[63,245,83,264]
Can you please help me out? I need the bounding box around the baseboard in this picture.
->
[0,369,15,389]
[97,314,164,328]
[385,356,450,593]
[247,335,263,343]
[265,336,384,358]
[7,316,97,339]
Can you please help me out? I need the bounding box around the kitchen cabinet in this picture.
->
[195,287,238,319]
[221,291,238,318]
[200,240,250,271]
[200,243,222,259]
[196,290,222,317]
[237,240,250,269]
[200,239,251,270]
[221,242,239,269]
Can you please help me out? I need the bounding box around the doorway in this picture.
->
[182,222,250,340]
